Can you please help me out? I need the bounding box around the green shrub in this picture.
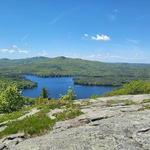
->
[90,94,99,99]
[35,99,80,113]
[24,97,35,105]
[0,85,25,113]
[106,80,150,96]
[60,88,76,101]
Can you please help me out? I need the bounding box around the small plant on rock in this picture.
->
[60,88,76,101]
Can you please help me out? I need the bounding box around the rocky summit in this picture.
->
[1,94,150,150]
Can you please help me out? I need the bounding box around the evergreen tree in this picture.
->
[41,88,48,98]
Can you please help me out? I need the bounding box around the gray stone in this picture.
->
[0,143,6,150]
[2,94,150,150]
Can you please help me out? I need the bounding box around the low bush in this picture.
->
[60,88,76,101]
[90,95,99,99]
[106,80,150,96]
[0,85,25,113]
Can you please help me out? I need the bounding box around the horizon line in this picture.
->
[0,56,150,65]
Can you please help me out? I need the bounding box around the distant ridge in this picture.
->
[0,56,149,65]
[0,56,150,86]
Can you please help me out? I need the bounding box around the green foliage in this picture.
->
[35,99,62,113]
[106,99,137,107]
[142,99,150,103]
[124,100,136,105]
[60,88,76,101]
[106,80,150,96]
[0,76,37,91]
[40,88,48,99]
[1,57,150,86]
[34,98,50,106]
[0,110,26,123]
[54,109,83,121]
[24,97,35,105]
[0,112,55,138]
[34,99,80,113]
[0,98,83,138]
[90,94,99,99]
[0,85,25,113]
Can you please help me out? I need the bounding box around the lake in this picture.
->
[22,75,115,99]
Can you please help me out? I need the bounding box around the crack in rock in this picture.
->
[137,127,150,133]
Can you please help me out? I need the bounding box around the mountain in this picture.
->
[0,56,150,86]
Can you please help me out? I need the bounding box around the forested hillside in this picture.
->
[0,56,150,87]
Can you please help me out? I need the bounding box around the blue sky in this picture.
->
[0,0,150,63]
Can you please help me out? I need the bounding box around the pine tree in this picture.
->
[41,88,48,99]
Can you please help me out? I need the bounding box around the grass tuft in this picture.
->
[0,99,84,138]
[54,109,83,121]
[138,105,150,111]
[0,112,55,138]
[106,99,136,107]
[142,99,150,103]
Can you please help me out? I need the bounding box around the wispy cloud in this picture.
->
[126,38,139,44]
[86,51,146,62]
[0,45,28,54]
[82,33,89,40]
[108,14,116,21]
[21,33,30,42]
[49,13,65,25]
[49,7,80,25]
[136,14,150,21]
[107,9,119,21]
[83,34,111,42]
[84,33,88,37]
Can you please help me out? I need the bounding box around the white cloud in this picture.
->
[82,34,111,42]
[84,33,88,37]
[18,50,28,54]
[82,33,90,40]
[0,45,29,54]
[91,34,111,41]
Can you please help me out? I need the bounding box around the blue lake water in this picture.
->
[22,75,115,99]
